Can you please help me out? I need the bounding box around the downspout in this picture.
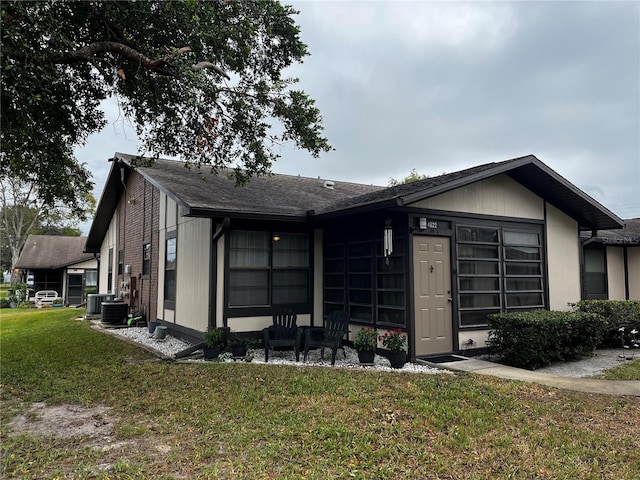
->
[209,217,230,329]
[94,253,100,292]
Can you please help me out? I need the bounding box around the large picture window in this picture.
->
[228,231,309,307]
[164,232,177,308]
[457,225,544,327]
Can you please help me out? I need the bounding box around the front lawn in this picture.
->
[1,308,639,479]
[598,357,640,381]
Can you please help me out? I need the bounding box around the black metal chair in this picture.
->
[263,309,303,362]
[304,310,350,365]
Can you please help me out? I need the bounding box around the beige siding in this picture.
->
[166,195,177,229]
[606,247,626,300]
[227,314,311,332]
[313,229,324,324]
[546,203,580,310]
[409,175,544,219]
[99,214,118,294]
[175,217,211,332]
[156,228,166,320]
[457,330,490,351]
[628,247,640,300]
[69,259,98,270]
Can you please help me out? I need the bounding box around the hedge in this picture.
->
[570,300,640,348]
[487,310,606,369]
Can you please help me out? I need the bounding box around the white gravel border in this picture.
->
[101,323,446,375]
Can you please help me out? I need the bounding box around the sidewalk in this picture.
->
[418,356,640,396]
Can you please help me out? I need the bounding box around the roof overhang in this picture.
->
[315,155,623,231]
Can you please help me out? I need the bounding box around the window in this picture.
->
[457,226,544,327]
[142,243,151,277]
[107,248,113,292]
[164,232,177,308]
[85,270,97,288]
[584,248,607,299]
[228,231,309,307]
[117,249,124,276]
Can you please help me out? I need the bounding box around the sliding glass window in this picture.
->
[457,225,544,327]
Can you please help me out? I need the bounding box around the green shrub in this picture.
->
[488,310,606,369]
[84,286,97,300]
[570,300,640,347]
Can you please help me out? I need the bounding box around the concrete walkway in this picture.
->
[418,357,640,396]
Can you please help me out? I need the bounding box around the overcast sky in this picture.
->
[75,0,640,234]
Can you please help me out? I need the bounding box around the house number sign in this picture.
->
[427,221,438,229]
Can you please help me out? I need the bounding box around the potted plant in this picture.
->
[228,333,247,357]
[380,328,408,369]
[354,327,378,364]
[203,328,223,360]
[52,298,63,308]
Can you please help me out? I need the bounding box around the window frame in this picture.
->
[583,247,608,300]
[164,231,177,310]
[456,224,545,329]
[107,248,113,292]
[227,230,311,311]
[142,242,151,278]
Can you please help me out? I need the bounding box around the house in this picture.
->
[581,218,640,301]
[84,153,626,357]
[14,235,98,305]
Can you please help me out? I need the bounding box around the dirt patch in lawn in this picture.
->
[7,402,117,445]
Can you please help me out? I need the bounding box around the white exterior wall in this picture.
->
[410,175,545,220]
[546,203,580,310]
[69,259,98,270]
[628,247,640,300]
[606,247,626,300]
[174,216,211,332]
[99,214,118,294]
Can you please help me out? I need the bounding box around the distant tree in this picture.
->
[388,168,429,186]
[1,1,331,214]
[0,178,95,273]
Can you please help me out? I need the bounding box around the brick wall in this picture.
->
[115,171,159,323]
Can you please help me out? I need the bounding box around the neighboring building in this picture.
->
[14,235,98,305]
[581,218,640,301]
[85,153,625,357]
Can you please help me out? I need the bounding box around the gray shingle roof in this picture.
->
[583,218,640,245]
[86,152,624,252]
[15,235,94,269]
[122,153,382,218]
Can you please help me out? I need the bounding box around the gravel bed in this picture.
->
[101,324,446,374]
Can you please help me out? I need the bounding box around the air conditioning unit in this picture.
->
[87,293,115,314]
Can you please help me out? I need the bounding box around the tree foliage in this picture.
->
[1,0,331,213]
[388,168,429,186]
[0,178,94,272]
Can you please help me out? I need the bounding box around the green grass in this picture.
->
[2,308,639,479]
[598,357,640,380]
[0,283,9,299]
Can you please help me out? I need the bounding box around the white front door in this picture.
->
[413,236,453,356]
